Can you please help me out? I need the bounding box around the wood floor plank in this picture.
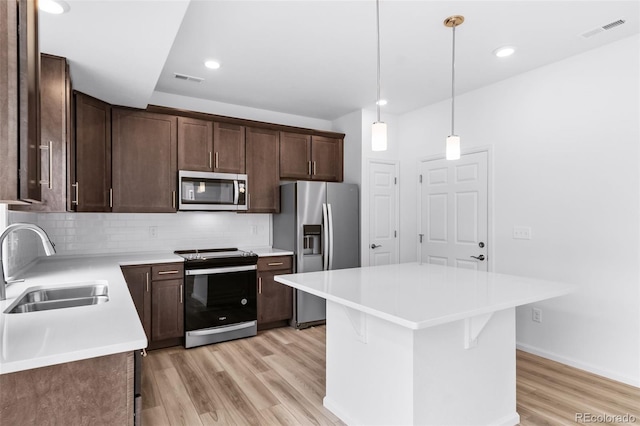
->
[169,351,226,414]
[143,326,640,426]
[154,367,203,426]
[140,405,171,426]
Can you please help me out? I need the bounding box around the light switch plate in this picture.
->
[513,226,532,240]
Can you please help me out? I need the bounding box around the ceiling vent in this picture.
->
[580,19,626,38]
[173,72,204,83]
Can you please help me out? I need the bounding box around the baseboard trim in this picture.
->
[323,397,357,426]
[516,342,640,388]
[492,412,520,426]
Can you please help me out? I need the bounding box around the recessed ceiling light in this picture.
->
[39,0,70,14]
[204,60,221,70]
[493,46,515,58]
[376,99,388,106]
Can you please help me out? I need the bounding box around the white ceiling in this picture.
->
[40,0,640,121]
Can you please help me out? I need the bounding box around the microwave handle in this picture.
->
[233,179,239,205]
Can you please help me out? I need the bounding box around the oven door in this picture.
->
[184,265,257,333]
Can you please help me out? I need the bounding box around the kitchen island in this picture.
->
[275,262,575,426]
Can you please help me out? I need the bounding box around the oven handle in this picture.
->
[185,265,257,275]
[187,321,256,336]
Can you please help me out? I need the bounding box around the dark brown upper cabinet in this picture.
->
[310,135,343,182]
[111,108,177,213]
[11,53,72,212]
[73,92,111,212]
[177,116,213,172]
[245,127,280,213]
[213,122,245,174]
[279,132,343,182]
[0,0,40,203]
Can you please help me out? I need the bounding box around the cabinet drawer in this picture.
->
[151,263,184,281]
[257,256,292,272]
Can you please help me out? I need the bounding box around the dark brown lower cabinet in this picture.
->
[0,352,135,425]
[121,262,184,350]
[257,256,293,330]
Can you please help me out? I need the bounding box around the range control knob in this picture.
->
[241,298,248,305]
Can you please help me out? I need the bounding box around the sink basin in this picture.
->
[5,283,109,314]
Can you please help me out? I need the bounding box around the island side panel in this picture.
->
[413,307,519,426]
[0,352,134,425]
[323,300,415,425]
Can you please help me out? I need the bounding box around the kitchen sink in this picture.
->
[4,283,109,314]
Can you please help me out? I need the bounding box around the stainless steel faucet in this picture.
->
[0,223,56,301]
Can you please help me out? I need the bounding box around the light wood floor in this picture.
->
[142,326,640,425]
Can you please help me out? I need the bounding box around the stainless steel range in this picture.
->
[175,248,258,348]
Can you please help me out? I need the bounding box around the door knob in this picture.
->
[470,255,485,261]
[371,244,382,249]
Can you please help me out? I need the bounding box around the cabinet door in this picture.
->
[279,132,311,179]
[151,279,184,342]
[74,92,111,212]
[258,270,293,325]
[0,0,19,202]
[177,116,213,172]
[17,0,40,202]
[121,265,152,341]
[213,122,245,173]
[311,136,343,182]
[37,54,68,211]
[246,127,279,213]
[112,109,177,212]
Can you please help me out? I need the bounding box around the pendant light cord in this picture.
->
[450,24,456,136]
[376,0,382,122]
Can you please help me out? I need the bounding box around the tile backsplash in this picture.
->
[5,210,271,277]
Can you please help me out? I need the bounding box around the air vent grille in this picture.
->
[581,18,626,38]
[173,73,204,83]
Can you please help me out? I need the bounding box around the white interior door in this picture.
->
[419,151,488,270]
[368,160,399,266]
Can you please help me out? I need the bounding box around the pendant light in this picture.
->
[444,15,464,160]
[372,0,387,151]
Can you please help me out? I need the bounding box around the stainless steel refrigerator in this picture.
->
[273,181,360,329]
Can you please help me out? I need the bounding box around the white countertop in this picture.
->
[243,247,294,257]
[0,252,183,374]
[275,262,576,330]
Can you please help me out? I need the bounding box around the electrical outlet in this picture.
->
[149,226,158,239]
[532,307,542,323]
[513,226,532,240]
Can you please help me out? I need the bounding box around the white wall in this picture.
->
[397,35,640,386]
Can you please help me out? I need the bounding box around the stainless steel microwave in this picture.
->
[178,170,248,211]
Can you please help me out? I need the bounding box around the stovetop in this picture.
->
[175,248,258,268]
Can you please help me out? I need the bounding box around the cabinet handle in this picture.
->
[258,276,262,294]
[215,152,219,169]
[39,141,53,189]
[146,272,150,292]
[172,191,176,209]
[140,348,148,357]
[267,262,284,266]
[158,270,180,275]
[180,284,183,304]
[313,161,317,176]
[109,188,113,208]
[72,182,79,206]
[209,152,212,169]
[308,161,312,175]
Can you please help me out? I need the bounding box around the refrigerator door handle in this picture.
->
[322,203,329,270]
[327,203,334,270]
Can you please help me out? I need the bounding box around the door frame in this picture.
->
[417,146,494,271]
[363,158,400,267]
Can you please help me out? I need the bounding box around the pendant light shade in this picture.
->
[445,135,460,160]
[444,15,464,161]
[372,0,387,151]
[372,121,388,151]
